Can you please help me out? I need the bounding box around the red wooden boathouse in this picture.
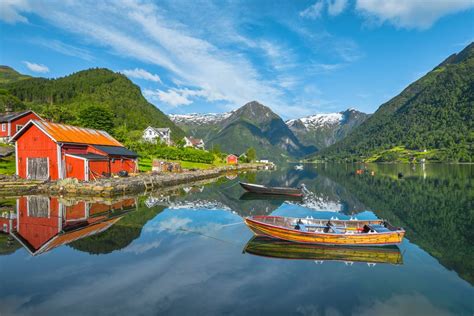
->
[12,120,138,181]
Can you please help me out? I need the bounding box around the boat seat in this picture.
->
[294,223,307,232]
[367,224,391,233]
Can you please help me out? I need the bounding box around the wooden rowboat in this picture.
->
[244,236,403,265]
[239,182,303,197]
[244,216,405,246]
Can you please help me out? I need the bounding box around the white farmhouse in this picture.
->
[143,127,172,145]
[183,136,205,149]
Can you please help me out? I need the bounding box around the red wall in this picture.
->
[0,112,41,138]
[16,124,59,180]
[226,155,238,164]
[65,155,86,181]
[89,160,110,179]
[0,122,7,138]
[110,157,136,174]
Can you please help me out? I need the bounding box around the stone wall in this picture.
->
[0,164,268,197]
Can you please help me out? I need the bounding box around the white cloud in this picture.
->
[0,0,30,24]
[144,89,190,107]
[327,0,347,16]
[145,87,226,107]
[122,68,162,83]
[300,1,324,19]
[311,63,345,72]
[22,61,49,73]
[356,0,474,29]
[10,0,288,112]
[30,38,93,61]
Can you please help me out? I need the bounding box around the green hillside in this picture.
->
[207,101,316,159]
[316,43,474,163]
[0,66,31,84]
[0,67,184,141]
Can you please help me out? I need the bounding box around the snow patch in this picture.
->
[169,112,232,125]
[286,113,343,130]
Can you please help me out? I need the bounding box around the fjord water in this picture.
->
[0,164,472,315]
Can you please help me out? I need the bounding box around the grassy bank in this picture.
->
[0,155,15,175]
[138,157,227,172]
[363,146,438,163]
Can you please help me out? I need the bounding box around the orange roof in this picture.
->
[15,120,122,146]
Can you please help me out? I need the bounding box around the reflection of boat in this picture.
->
[295,164,304,170]
[244,216,405,246]
[244,236,403,265]
[239,182,303,197]
[239,192,303,202]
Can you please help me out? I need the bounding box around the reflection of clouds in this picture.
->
[144,215,235,239]
[354,294,451,316]
[122,240,162,255]
[297,305,342,316]
[295,294,452,316]
[0,236,275,316]
[145,216,193,234]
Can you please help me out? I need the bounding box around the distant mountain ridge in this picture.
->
[286,109,370,149]
[0,66,31,84]
[316,42,474,162]
[171,101,317,159]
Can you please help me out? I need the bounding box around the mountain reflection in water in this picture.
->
[0,163,472,315]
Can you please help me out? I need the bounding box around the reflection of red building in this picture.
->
[12,120,138,181]
[1,210,17,234]
[10,196,136,255]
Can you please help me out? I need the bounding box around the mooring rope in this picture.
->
[220,181,241,190]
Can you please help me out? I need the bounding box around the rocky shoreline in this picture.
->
[0,163,268,197]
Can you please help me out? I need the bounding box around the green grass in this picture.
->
[139,156,229,172]
[0,155,15,175]
[364,146,439,163]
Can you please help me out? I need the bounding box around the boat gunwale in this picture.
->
[245,216,405,239]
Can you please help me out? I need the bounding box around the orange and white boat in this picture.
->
[244,216,405,246]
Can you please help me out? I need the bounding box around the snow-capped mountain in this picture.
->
[286,108,369,149]
[169,112,232,126]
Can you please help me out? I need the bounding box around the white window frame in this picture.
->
[16,124,23,132]
[1,123,5,132]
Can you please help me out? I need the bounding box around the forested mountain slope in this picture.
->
[0,67,184,140]
[316,43,474,162]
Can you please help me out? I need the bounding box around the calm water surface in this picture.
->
[0,163,472,315]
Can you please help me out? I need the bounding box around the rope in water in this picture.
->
[220,181,241,190]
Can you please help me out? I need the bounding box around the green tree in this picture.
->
[246,147,256,162]
[78,105,114,133]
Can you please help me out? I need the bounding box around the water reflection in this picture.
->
[0,163,473,315]
[244,236,403,265]
[8,196,137,256]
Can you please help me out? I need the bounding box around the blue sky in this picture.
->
[0,0,473,119]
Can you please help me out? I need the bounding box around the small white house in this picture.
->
[143,127,172,145]
[183,136,205,150]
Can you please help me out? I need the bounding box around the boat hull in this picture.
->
[239,182,303,197]
[244,236,403,265]
[244,216,405,246]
